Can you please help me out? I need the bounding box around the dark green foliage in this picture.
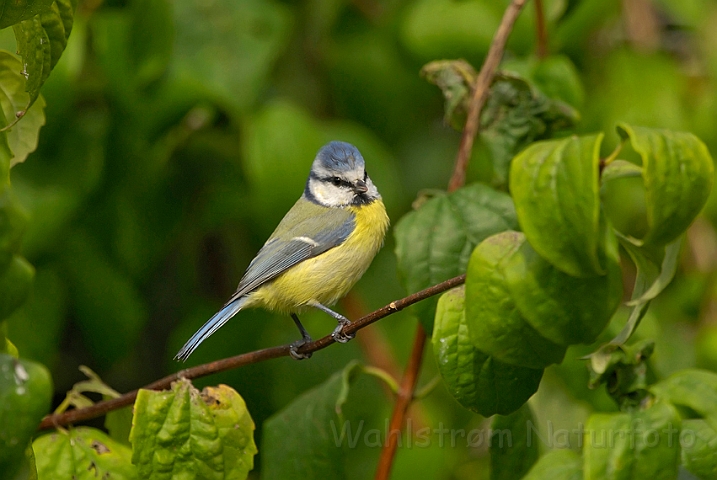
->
[0,0,716,479]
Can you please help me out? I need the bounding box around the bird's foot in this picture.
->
[289,336,313,360]
[331,318,355,344]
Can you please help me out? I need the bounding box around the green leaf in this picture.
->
[0,353,52,479]
[522,449,583,480]
[130,378,257,480]
[610,236,681,345]
[583,400,681,480]
[680,419,717,480]
[616,124,714,246]
[12,0,75,107]
[510,134,603,277]
[626,237,681,306]
[201,385,258,478]
[6,96,44,167]
[420,59,476,130]
[262,361,365,479]
[34,427,137,480]
[477,73,580,187]
[601,159,643,183]
[0,0,55,28]
[0,51,46,167]
[0,255,35,320]
[503,229,622,346]
[651,369,717,432]
[432,287,543,416]
[395,183,519,332]
[53,366,121,419]
[465,231,566,368]
[490,404,539,480]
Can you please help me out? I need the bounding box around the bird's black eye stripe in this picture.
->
[363,170,368,181]
[324,176,352,189]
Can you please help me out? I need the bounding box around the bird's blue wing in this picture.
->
[230,198,356,299]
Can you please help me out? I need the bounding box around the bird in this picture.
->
[175,141,390,361]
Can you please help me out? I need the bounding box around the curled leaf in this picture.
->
[616,123,714,246]
[510,134,603,277]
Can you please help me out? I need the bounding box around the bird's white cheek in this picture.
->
[310,181,353,206]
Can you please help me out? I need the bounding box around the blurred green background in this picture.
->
[7,0,717,477]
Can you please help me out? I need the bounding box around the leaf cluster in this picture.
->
[2,0,717,479]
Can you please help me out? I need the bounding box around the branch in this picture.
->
[376,1,528,478]
[374,324,427,479]
[448,0,528,192]
[39,274,466,431]
[534,0,548,59]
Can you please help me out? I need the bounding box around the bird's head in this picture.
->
[305,141,380,207]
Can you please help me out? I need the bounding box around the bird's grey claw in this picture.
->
[289,338,312,360]
[331,321,355,343]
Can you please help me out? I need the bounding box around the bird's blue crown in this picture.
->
[313,141,365,173]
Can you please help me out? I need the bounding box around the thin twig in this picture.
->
[374,324,427,480]
[376,1,528,478]
[448,0,528,192]
[38,274,466,431]
[342,293,403,381]
[534,0,548,59]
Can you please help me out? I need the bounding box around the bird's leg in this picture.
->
[289,313,313,360]
[308,301,355,343]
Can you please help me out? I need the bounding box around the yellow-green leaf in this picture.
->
[510,134,603,277]
[129,378,257,480]
[34,427,136,480]
[0,51,46,167]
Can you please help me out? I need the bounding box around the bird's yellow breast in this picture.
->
[250,199,389,313]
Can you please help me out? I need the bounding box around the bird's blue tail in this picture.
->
[175,296,249,361]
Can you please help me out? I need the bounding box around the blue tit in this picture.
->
[175,141,390,361]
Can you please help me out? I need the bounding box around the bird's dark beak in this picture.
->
[353,180,368,193]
